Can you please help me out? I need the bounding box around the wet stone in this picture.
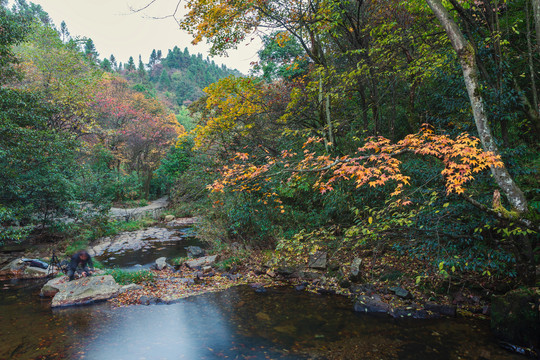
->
[424,302,457,317]
[354,294,391,314]
[185,246,205,258]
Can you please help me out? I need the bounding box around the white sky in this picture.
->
[23,0,261,74]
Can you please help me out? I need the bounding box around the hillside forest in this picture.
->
[1,0,539,294]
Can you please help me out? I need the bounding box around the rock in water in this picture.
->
[23,266,49,278]
[185,246,205,258]
[42,275,121,308]
[424,302,457,317]
[1,258,25,271]
[41,276,67,297]
[491,288,539,351]
[354,294,391,313]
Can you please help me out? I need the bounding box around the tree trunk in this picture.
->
[526,1,540,116]
[532,0,540,54]
[426,0,528,214]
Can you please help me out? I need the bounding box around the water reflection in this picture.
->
[0,282,523,360]
[95,227,202,268]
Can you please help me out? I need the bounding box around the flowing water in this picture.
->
[0,226,524,360]
[94,226,202,269]
[0,280,523,360]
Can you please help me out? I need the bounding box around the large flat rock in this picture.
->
[185,255,218,268]
[42,275,121,308]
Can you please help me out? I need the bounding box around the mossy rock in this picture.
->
[491,287,539,349]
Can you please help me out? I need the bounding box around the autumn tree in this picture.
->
[91,75,184,198]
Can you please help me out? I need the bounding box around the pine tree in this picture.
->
[149,49,157,67]
[60,20,70,42]
[158,69,171,90]
[126,56,136,71]
[138,54,147,81]
[109,54,117,71]
[100,58,112,72]
[84,38,99,62]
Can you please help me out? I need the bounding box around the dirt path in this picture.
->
[109,197,169,221]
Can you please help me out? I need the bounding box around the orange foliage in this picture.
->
[208,125,504,199]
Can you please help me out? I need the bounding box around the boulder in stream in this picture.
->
[1,258,26,271]
[41,275,121,308]
[185,246,205,258]
[354,294,391,314]
[23,266,49,278]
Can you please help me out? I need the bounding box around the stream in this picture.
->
[0,226,524,360]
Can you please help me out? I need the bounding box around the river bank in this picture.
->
[1,214,537,358]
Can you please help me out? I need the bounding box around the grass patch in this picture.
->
[92,259,105,270]
[171,256,188,266]
[105,269,155,285]
[116,217,157,232]
[215,257,242,271]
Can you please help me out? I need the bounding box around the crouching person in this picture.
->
[67,250,94,281]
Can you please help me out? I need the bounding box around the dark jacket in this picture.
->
[68,252,94,272]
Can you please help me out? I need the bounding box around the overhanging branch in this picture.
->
[460,194,539,232]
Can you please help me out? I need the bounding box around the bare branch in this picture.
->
[128,0,160,14]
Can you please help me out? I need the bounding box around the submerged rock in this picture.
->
[42,275,121,308]
[391,306,433,319]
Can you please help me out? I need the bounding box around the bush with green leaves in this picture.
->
[105,269,155,285]
[0,88,79,228]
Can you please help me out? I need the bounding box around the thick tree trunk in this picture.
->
[426,0,528,214]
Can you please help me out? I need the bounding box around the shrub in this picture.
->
[105,269,155,285]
